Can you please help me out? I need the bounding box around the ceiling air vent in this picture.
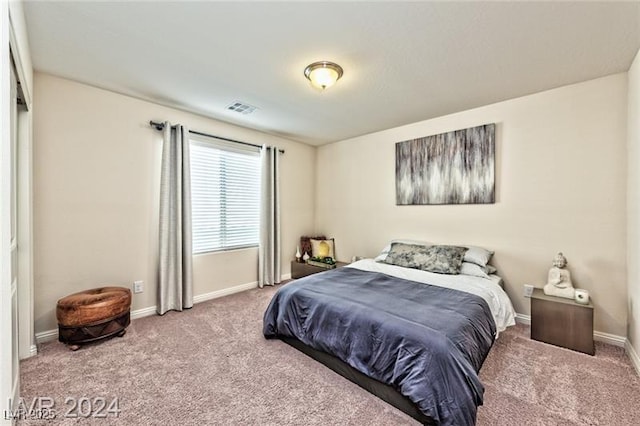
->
[226,101,257,115]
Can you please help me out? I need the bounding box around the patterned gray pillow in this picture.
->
[382,243,468,275]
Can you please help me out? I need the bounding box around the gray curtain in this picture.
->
[258,145,281,287]
[158,122,193,314]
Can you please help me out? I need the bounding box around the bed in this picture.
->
[263,247,516,426]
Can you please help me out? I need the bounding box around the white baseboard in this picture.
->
[193,281,257,304]
[515,313,531,325]
[625,340,640,376]
[594,331,627,347]
[35,279,262,345]
[34,328,58,344]
[130,306,157,320]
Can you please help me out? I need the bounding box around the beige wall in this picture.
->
[628,50,640,352]
[33,73,315,333]
[316,74,628,336]
[32,70,632,338]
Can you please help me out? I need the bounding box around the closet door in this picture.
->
[9,57,20,416]
[1,55,21,422]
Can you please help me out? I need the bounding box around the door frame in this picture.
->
[1,1,34,422]
[1,0,17,420]
[9,0,34,360]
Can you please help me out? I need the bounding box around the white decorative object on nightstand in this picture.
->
[575,289,590,305]
[543,252,575,300]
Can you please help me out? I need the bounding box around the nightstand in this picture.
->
[290,260,349,279]
[530,288,594,355]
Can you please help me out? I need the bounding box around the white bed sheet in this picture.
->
[346,259,516,333]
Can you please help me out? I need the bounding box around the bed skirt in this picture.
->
[280,336,434,425]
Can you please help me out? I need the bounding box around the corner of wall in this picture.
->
[311,144,319,233]
[626,339,640,376]
[627,46,640,355]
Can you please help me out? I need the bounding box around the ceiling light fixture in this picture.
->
[304,61,344,90]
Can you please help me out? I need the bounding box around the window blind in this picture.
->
[190,136,261,254]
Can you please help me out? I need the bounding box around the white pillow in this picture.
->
[374,252,388,262]
[460,262,492,279]
[464,246,494,267]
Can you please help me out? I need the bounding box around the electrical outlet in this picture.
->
[133,280,144,294]
[523,284,534,298]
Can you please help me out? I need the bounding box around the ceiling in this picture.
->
[23,1,640,146]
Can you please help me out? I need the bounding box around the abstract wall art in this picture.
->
[395,123,495,205]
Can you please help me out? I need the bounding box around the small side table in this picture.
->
[530,288,594,355]
[291,260,349,279]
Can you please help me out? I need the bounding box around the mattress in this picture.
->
[347,258,516,333]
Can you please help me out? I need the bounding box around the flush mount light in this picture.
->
[304,61,344,90]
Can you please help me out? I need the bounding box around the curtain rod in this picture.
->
[149,120,284,154]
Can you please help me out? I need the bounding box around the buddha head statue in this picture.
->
[552,252,567,269]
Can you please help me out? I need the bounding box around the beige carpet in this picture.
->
[18,284,640,425]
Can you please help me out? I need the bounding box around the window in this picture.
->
[190,134,261,254]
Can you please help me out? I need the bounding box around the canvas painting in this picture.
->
[396,124,495,205]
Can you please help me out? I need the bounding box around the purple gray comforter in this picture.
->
[263,267,496,425]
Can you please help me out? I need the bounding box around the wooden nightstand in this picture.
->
[530,288,594,355]
[290,260,349,279]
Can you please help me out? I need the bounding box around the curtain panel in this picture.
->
[158,122,194,314]
[259,145,281,287]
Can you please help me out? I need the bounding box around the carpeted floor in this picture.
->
[18,284,640,425]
